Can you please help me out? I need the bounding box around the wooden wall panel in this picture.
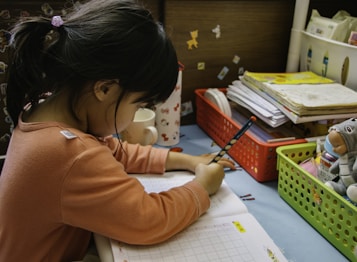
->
[164,0,295,124]
[308,0,357,18]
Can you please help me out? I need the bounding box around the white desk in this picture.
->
[95,124,349,262]
[178,125,349,262]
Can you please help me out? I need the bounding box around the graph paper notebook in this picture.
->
[109,172,288,262]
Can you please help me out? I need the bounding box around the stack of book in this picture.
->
[227,81,289,127]
[229,71,357,124]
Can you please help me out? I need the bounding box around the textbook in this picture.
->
[241,71,357,123]
[106,172,288,262]
[243,71,334,85]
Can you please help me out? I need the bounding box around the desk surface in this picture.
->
[174,125,349,262]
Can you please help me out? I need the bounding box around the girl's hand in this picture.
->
[189,153,236,172]
[165,151,236,173]
[194,163,225,195]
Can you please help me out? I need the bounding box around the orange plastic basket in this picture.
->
[195,88,306,182]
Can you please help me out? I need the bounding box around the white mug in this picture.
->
[120,108,158,145]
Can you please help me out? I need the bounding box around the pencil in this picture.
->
[266,136,295,143]
[210,116,256,163]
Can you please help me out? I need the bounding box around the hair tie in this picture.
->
[51,16,64,28]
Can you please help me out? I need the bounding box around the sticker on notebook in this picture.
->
[232,221,246,233]
[60,130,77,139]
[266,247,280,262]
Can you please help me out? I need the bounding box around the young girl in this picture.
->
[0,0,235,260]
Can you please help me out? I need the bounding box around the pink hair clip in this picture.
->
[51,15,64,28]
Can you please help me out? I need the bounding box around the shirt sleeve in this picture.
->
[104,136,169,174]
[60,144,210,245]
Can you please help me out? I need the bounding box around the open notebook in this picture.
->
[95,172,287,262]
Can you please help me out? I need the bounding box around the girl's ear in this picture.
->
[93,79,119,101]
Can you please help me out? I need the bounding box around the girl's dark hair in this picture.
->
[6,0,178,127]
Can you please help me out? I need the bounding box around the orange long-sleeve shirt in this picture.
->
[0,119,210,261]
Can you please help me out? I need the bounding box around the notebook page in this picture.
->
[111,213,287,262]
[130,171,248,218]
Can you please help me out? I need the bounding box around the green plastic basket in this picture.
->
[276,142,357,262]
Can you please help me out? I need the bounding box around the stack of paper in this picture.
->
[241,71,357,124]
[229,103,303,143]
[227,80,290,127]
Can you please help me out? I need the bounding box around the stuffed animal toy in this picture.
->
[324,118,357,203]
